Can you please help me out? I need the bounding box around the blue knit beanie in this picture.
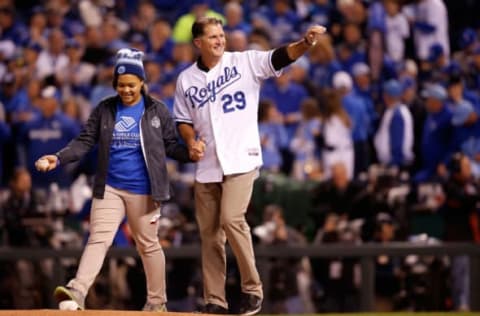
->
[114,48,146,80]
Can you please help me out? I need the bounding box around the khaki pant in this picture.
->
[194,169,262,308]
[68,185,166,305]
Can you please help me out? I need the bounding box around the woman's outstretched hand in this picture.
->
[35,155,58,172]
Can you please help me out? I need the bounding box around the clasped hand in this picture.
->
[34,155,58,172]
[189,138,206,161]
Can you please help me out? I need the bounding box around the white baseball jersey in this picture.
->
[173,50,282,183]
[374,103,414,165]
[403,0,449,60]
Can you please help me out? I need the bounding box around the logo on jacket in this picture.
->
[115,116,136,132]
[185,66,241,108]
[151,116,161,128]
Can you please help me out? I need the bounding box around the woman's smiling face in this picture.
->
[116,74,143,106]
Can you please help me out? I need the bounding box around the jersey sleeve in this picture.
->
[245,50,282,81]
[173,73,193,124]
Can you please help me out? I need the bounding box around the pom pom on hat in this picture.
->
[114,48,146,80]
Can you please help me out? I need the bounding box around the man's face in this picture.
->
[40,97,58,118]
[195,23,226,59]
[447,82,463,101]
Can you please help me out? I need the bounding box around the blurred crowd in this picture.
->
[0,0,479,313]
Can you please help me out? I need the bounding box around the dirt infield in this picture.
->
[0,311,197,316]
[0,312,477,316]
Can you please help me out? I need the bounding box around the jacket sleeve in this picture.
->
[159,104,191,163]
[56,104,101,164]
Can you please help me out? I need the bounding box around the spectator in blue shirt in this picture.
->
[90,58,117,107]
[446,74,480,114]
[5,79,41,127]
[252,0,301,46]
[352,62,379,135]
[450,100,480,179]
[44,4,84,39]
[146,18,175,64]
[337,23,366,73]
[0,73,17,115]
[223,2,252,36]
[258,99,288,173]
[464,45,480,95]
[0,5,29,45]
[414,84,453,182]
[16,86,80,190]
[308,35,342,89]
[374,79,414,168]
[260,68,308,143]
[453,28,478,77]
[423,43,452,84]
[303,0,332,31]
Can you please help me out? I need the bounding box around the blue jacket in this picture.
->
[342,92,370,142]
[421,106,453,166]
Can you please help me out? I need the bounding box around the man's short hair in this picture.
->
[192,17,223,39]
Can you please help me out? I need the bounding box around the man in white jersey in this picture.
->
[402,0,449,61]
[173,17,325,315]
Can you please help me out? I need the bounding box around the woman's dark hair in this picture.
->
[320,89,351,128]
[300,97,321,120]
[192,17,223,39]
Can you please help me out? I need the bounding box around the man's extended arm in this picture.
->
[271,25,326,71]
